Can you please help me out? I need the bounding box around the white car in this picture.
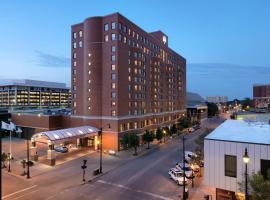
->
[175,162,193,178]
[168,168,188,185]
[185,151,204,168]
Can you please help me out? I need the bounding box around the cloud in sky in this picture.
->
[187,63,270,100]
[34,50,70,68]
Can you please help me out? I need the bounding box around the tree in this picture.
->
[120,133,129,150]
[177,116,191,129]
[142,130,154,149]
[155,127,163,143]
[239,170,270,200]
[1,152,8,168]
[170,124,177,136]
[207,102,219,117]
[129,133,139,156]
[242,97,252,111]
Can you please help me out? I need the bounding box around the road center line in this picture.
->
[97,180,173,200]
[2,185,38,199]
[12,190,39,200]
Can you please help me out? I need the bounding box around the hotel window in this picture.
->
[88,70,91,75]
[111,92,116,98]
[128,59,131,65]
[73,69,76,75]
[88,62,91,66]
[112,83,116,89]
[73,61,77,67]
[225,155,237,178]
[111,45,116,52]
[111,101,116,106]
[123,25,127,33]
[128,67,131,74]
[119,34,122,41]
[88,53,91,57]
[112,55,116,61]
[111,73,116,80]
[128,28,131,35]
[73,32,77,39]
[88,106,91,110]
[104,35,109,42]
[111,110,116,116]
[73,42,77,49]
[123,36,127,43]
[79,30,83,37]
[73,53,77,59]
[118,22,122,30]
[73,86,76,91]
[111,22,116,29]
[104,23,109,31]
[112,33,117,41]
[73,101,76,107]
[111,64,116,70]
[88,97,91,101]
[128,76,131,82]
[79,41,83,48]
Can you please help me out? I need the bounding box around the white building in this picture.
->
[206,96,228,104]
[204,120,270,199]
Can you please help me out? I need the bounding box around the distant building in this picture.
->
[206,96,228,104]
[0,79,71,109]
[186,92,207,122]
[204,120,270,199]
[253,84,270,110]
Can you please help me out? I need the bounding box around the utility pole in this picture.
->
[99,128,102,174]
[26,131,30,179]
[182,135,186,200]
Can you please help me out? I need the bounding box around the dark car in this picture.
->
[55,146,68,153]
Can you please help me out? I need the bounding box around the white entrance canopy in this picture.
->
[32,126,100,142]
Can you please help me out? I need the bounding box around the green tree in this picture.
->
[1,152,8,168]
[120,133,130,150]
[155,127,163,143]
[206,102,219,117]
[177,116,191,129]
[142,130,154,149]
[241,97,252,111]
[170,124,177,136]
[239,170,270,200]
[129,133,139,155]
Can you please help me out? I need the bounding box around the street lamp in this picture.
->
[81,159,87,183]
[98,124,111,174]
[243,148,249,200]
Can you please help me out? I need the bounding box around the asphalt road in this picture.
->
[2,116,225,200]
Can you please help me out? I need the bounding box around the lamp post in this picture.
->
[182,135,187,200]
[81,159,87,183]
[26,130,30,179]
[98,124,111,174]
[243,148,249,200]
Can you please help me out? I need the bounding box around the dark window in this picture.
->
[225,155,237,177]
[104,24,109,31]
[261,159,270,180]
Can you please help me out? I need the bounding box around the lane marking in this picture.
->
[12,190,39,200]
[2,185,38,199]
[97,180,173,200]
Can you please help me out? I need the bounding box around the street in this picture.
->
[2,116,224,200]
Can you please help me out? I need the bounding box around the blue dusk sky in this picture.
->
[1,0,270,100]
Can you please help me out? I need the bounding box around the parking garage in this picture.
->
[30,126,100,165]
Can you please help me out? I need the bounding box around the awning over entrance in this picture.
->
[32,126,100,142]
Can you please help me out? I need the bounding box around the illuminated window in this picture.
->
[128,59,131,65]
[123,36,126,43]
[111,110,116,116]
[112,83,116,89]
[79,31,83,37]
[112,101,116,106]
[73,32,77,39]
[73,101,76,107]
[111,46,116,52]
[79,41,83,48]
[73,42,77,49]
[88,62,91,66]
[88,70,91,75]
[88,53,91,57]
[73,53,77,59]
[128,76,131,82]
[111,64,116,70]
[104,23,109,31]
[104,35,109,42]
[73,86,76,91]
[73,61,77,67]
[88,97,91,101]
[88,80,91,84]
[88,106,91,110]
[73,69,76,75]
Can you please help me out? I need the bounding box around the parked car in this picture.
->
[168,168,188,185]
[175,162,193,178]
[185,151,203,171]
[55,146,68,153]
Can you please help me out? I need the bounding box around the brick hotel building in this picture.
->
[70,13,186,148]
[253,84,270,110]
[12,13,186,151]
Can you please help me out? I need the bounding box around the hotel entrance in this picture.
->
[31,126,100,165]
